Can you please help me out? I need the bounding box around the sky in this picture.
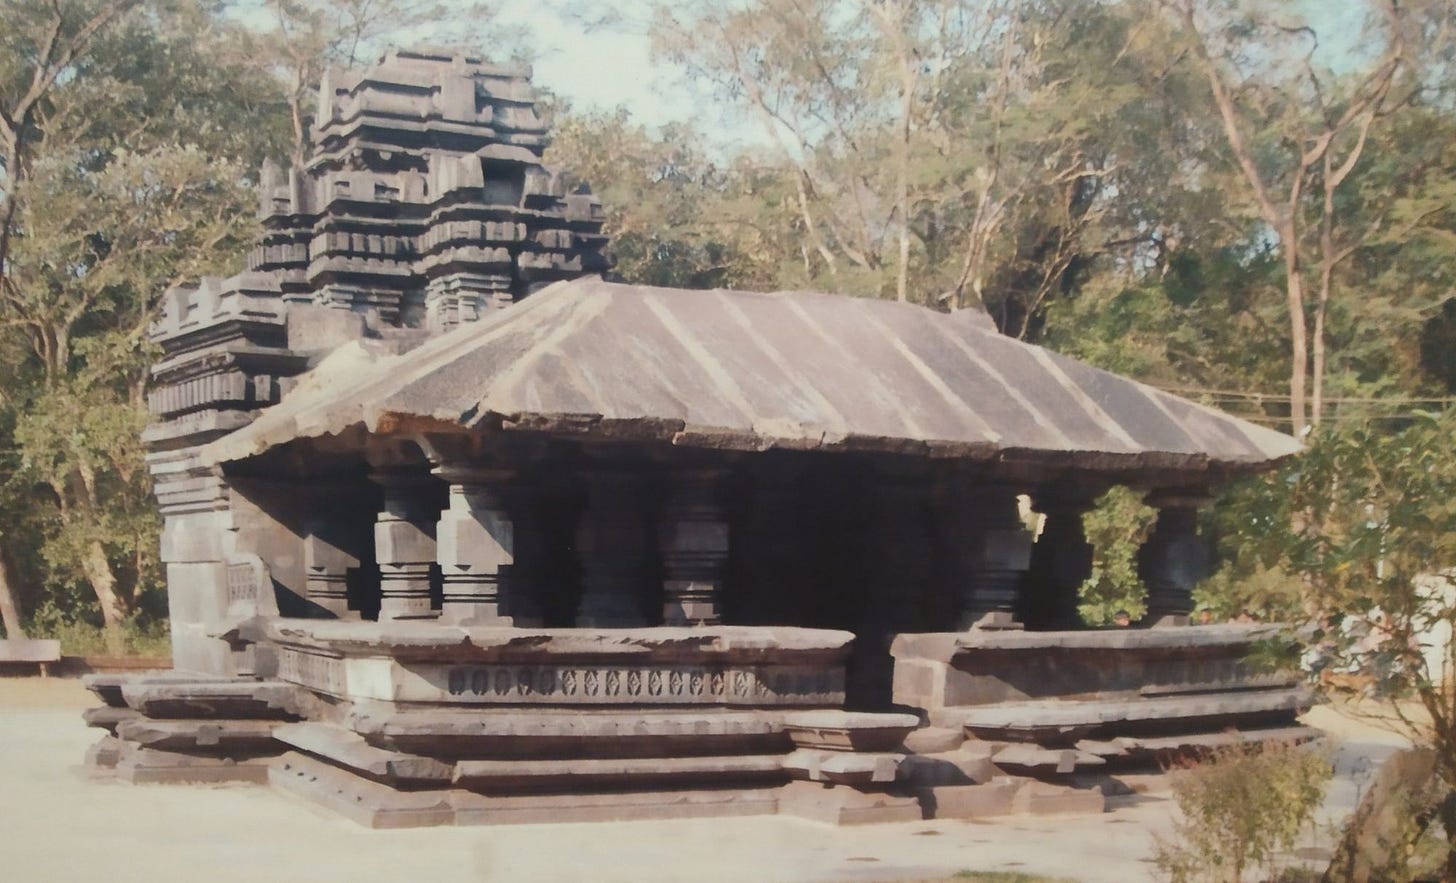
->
[493,0,700,130]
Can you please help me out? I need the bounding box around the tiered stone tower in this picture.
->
[142,49,608,673]
[252,49,607,329]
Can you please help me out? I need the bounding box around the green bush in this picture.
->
[1153,740,1333,883]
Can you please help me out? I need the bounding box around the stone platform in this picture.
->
[79,622,1316,827]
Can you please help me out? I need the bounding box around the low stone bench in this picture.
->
[0,639,61,676]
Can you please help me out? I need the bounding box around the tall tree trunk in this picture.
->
[0,547,26,639]
[82,539,127,654]
[1285,243,1309,438]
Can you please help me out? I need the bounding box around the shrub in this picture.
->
[1153,740,1333,883]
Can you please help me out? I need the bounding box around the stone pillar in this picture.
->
[1021,489,1098,631]
[435,466,515,626]
[935,479,1033,630]
[371,468,440,621]
[304,521,359,619]
[574,467,654,627]
[1138,490,1211,627]
[658,468,728,626]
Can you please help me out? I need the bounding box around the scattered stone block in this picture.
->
[84,735,123,771]
[901,726,963,754]
[923,779,1019,819]
[776,781,922,825]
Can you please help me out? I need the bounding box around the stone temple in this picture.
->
[81,49,1312,826]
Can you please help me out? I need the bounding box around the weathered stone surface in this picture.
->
[115,718,280,753]
[776,781,923,825]
[922,779,1019,819]
[1010,781,1106,816]
[273,722,453,782]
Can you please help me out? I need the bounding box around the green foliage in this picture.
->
[1078,486,1157,625]
[1153,741,1333,883]
[26,599,171,656]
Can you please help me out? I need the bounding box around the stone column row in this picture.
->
[307,462,731,626]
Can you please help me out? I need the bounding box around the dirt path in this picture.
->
[0,677,1408,883]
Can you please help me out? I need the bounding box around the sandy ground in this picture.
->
[0,677,1410,883]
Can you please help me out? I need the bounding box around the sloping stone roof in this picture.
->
[197,276,1300,472]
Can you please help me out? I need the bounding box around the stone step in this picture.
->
[119,680,311,720]
[115,718,282,754]
[344,707,790,757]
[941,686,1313,742]
[269,752,783,828]
[452,753,787,790]
[82,706,142,733]
[273,723,454,783]
[115,744,271,785]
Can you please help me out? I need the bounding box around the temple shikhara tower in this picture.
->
[82,49,1311,827]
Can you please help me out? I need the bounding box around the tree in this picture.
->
[647,0,1155,332]
[1157,0,1415,436]
[0,1,284,646]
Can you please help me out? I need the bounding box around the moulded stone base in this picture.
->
[268,752,783,828]
[116,745,272,784]
[776,781,922,825]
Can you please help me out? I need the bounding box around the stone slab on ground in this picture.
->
[922,779,1020,819]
